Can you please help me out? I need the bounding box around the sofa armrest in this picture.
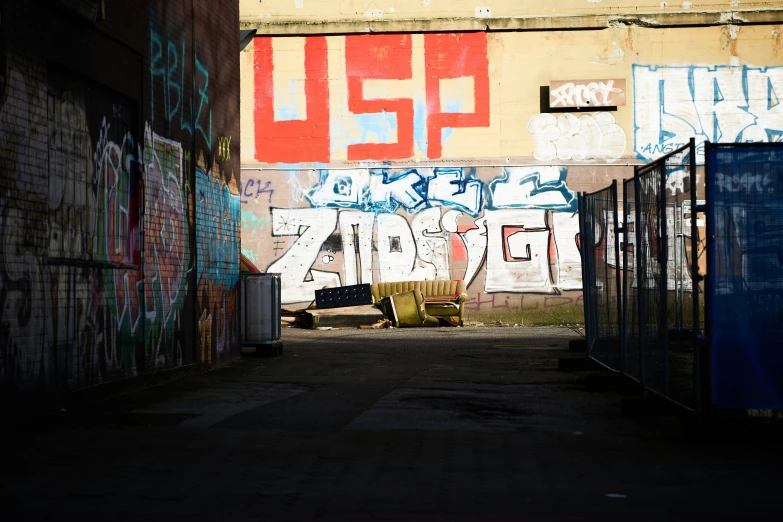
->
[459,293,468,326]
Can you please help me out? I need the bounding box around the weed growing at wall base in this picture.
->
[466,305,585,327]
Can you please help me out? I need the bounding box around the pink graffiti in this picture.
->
[143,125,187,330]
[464,292,584,311]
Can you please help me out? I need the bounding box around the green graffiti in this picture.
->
[142,125,190,341]
[241,209,269,234]
[241,248,259,264]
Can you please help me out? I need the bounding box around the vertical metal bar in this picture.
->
[578,193,589,342]
[591,193,598,355]
[275,275,281,340]
[622,180,630,377]
[602,189,611,364]
[703,141,714,415]
[689,137,702,414]
[585,193,594,354]
[613,180,624,373]
[242,276,246,344]
[634,168,646,387]
[590,194,597,355]
[587,192,597,357]
[660,155,670,397]
[583,193,596,355]
[676,197,683,331]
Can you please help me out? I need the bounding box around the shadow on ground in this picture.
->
[2,327,781,522]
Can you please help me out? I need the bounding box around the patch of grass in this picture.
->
[465,305,585,327]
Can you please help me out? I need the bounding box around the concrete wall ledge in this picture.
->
[241,9,783,36]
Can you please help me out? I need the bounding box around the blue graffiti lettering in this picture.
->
[240,179,275,204]
[196,168,241,288]
[167,41,181,124]
[368,169,429,212]
[305,168,486,216]
[307,169,369,208]
[149,27,165,127]
[149,26,211,146]
[633,64,783,162]
[426,167,483,215]
[488,167,577,212]
[243,179,255,201]
[194,53,212,149]
[179,41,193,136]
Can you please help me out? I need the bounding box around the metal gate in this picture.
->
[581,182,623,372]
[580,138,702,411]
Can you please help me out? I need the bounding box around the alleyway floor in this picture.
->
[2,327,782,521]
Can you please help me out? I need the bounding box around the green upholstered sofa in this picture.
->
[370,280,468,326]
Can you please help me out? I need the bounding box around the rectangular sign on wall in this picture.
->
[549,79,626,108]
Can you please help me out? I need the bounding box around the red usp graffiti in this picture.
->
[253,33,490,163]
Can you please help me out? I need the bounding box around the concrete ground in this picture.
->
[2,326,782,522]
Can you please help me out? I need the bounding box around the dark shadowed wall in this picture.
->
[0,0,241,396]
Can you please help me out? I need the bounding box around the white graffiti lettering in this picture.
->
[339,210,374,286]
[527,112,626,162]
[484,209,555,294]
[715,171,773,193]
[550,80,623,108]
[552,211,582,291]
[249,165,593,303]
[267,208,341,303]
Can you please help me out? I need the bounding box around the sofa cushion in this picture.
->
[424,303,461,317]
[371,280,466,302]
[387,290,426,327]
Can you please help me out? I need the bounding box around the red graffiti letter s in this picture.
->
[345,34,414,161]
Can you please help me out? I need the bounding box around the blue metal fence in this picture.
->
[705,143,783,411]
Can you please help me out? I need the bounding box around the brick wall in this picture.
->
[0,0,240,396]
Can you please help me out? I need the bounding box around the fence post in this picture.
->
[660,147,670,397]
[580,192,595,350]
[688,137,703,415]
[702,141,714,416]
[622,180,630,378]
[578,193,588,341]
[612,180,624,373]
[603,191,612,360]
[585,192,597,355]
[633,168,646,386]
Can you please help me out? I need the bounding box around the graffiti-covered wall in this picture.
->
[0,0,240,394]
[239,20,783,310]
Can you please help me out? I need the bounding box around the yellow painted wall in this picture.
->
[241,24,783,166]
[238,20,782,309]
